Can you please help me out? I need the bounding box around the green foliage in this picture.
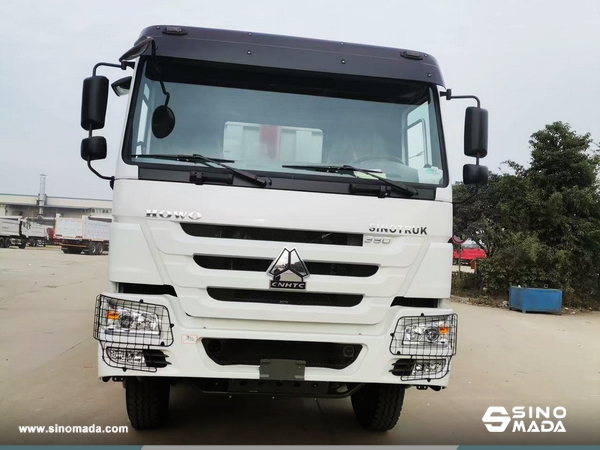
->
[453,122,600,306]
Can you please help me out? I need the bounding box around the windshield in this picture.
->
[127,59,446,186]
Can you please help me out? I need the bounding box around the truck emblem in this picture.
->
[145,210,202,220]
[267,248,310,290]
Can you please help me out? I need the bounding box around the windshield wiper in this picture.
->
[133,154,270,187]
[282,164,418,196]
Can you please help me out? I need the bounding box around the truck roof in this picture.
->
[136,25,444,86]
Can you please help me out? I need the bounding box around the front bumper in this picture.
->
[94,293,457,386]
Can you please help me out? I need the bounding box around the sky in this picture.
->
[1,0,599,200]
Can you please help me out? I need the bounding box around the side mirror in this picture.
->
[464,107,488,158]
[81,76,109,131]
[463,164,488,185]
[81,136,107,161]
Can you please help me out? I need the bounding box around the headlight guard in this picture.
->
[93,295,174,372]
[390,314,458,357]
[94,295,173,346]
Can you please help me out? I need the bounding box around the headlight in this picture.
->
[106,308,160,335]
[390,314,457,357]
[402,321,450,345]
[93,295,173,347]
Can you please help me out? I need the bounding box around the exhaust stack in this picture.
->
[37,174,47,215]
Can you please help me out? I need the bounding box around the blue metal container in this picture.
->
[509,287,562,314]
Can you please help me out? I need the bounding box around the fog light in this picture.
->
[106,347,144,366]
[412,359,446,376]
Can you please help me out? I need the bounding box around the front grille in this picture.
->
[118,283,177,296]
[181,223,362,246]
[391,297,438,308]
[202,338,362,369]
[195,255,378,277]
[207,288,363,307]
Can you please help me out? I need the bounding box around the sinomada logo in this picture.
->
[482,406,566,432]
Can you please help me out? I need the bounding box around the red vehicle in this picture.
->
[47,228,60,246]
[453,243,486,265]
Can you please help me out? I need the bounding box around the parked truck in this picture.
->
[0,217,27,249]
[55,217,110,255]
[80,26,488,431]
[25,222,50,247]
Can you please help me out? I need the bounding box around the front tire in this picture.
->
[351,383,405,431]
[125,378,170,430]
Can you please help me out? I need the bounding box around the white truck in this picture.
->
[25,222,50,247]
[80,26,488,431]
[55,217,110,255]
[0,217,27,249]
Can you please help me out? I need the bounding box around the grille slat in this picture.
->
[202,338,362,369]
[182,223,362,246]
[195,255,377,277]
[391,297,438,308]
[207,288,362,307]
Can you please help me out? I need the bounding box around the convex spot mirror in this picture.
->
[464,107,488,158]
[463,163,488,185]
[111,76,131,97]
[81,76,109,131]
[152,105,175,139]
[81,136,107,161]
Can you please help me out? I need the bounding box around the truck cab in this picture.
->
[82,26,488,431]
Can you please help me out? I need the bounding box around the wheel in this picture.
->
[96,242,104,255]
[5,238,12,248]
[125,377,170,430]
[88,242,97,255]
[0,238,4,248]
[351,383,406,431]
[19,241,26,249]
[61,247,69,254]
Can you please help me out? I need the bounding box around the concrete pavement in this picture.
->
[0,247,598,445]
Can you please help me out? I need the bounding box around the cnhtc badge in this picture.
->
[267,248,310,290]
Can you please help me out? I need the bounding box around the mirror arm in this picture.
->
[87,157,115,189]
[147,40,171,106]
[85,121,114,189]
[454,156,481,207]
[453,183,479,207]
[93,61,134,76]
[441,89,481,108]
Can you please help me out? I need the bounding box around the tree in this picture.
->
[453,122,600,305]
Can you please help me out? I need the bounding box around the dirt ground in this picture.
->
[1,247,598,445]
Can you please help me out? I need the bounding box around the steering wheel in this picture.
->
[352,155,406,165]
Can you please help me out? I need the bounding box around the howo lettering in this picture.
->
[80,25,489,431]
